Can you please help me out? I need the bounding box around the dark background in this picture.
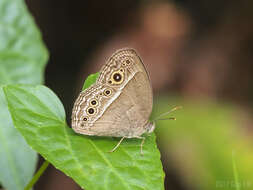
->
[24,0,253,189]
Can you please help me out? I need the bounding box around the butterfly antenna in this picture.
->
[152,106,182,122]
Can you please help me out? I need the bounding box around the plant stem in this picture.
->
[24,160,50,190]
[232,151,241,190]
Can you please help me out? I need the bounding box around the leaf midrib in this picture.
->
[61,123,88,182]
[88,139,131,190]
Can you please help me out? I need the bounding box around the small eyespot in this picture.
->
[104,89,112,96]
[83,117,88,121]
[81,123,85,127]
[90,99,98,106]
[120,68,124,72]
[91,100,97,105]
[123,58,132,66]
[87,107,95,115]
[126,59,131,64]
[108,80,112,84]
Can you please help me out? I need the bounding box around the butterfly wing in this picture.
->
[71,48,153,137]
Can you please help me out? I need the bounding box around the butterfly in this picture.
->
[71,48,179,154]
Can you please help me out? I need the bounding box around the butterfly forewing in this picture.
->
[71,48,153,138]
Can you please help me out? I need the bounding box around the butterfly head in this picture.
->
[145,121,156,133]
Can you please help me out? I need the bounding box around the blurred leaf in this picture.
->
[152,97,253,190]
[0,54,44,85]
[82,72,100,91]
[0,0,48,85]
[0,0,48,189]
[0,88,37,190]
[4,84,165,190]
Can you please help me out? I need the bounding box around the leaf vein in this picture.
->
[88,139,131,190]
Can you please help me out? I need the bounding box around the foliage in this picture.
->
[82,72,100,91]
[4,75,165,190]
[153,97,253,190]
[0,0,48,189]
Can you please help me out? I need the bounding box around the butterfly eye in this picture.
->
[87,107,96,115]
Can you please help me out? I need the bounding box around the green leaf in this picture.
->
[0,0,48,189]
[0,0,48,83]
[153,97,253,189]
[0,87,37,190]
[0,53,44,85]
[4,84,165,190]
[82,72,100,91]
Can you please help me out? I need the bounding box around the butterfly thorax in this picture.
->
[144,121,155,134]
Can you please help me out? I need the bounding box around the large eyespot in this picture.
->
[104,89,112,96]
[109,69,124,84]
[113,73,122,82]
[87,107,96,115]
[90,99,98,106]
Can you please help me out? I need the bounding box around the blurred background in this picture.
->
[25,0,253,189]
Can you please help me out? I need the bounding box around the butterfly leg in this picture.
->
[109,136,126,153]
[135,136,145,155]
